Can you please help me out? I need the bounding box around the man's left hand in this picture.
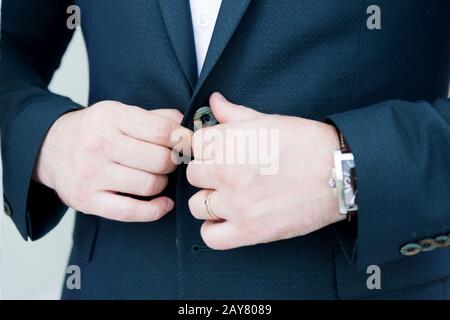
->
[187,92,345,250]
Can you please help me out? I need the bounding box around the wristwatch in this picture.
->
[329,129,358,220]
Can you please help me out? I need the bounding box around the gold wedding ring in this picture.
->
[204,190,220,221]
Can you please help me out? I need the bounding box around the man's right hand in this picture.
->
[33,101,192,222]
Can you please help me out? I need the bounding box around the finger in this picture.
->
[89,192,174,222]
[188,189,228,221]
[151,109,183,124]
[146,109,193,156]
[201,220,243,250]
[186,160,222,189]
[118,106,192,149]
[191,126,224,161]
[209,92,262,123]
[102,163,168,197]
[111,135,177,174]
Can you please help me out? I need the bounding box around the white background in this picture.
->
[0,29,89,300]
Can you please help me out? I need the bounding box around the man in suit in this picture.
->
[1,0,450,299]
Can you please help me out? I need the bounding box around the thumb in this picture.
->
[209,92,261,123]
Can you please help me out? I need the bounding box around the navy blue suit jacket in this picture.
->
[1,0,450,299]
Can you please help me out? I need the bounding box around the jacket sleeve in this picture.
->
[0,0,82,240]
[327,97,450,270]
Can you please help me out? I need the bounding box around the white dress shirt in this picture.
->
[189,0,222,76]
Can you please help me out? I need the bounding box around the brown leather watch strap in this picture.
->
[338,129,351,153]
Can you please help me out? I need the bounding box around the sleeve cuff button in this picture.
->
[434,235,450,248]
[400,243,422,256]
[418,239,437,252]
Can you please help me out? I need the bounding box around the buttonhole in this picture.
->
[191,244,210,253]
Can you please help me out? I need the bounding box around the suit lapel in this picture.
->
[194,0,252,95]
[158,0,198,90]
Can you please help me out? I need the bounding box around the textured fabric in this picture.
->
[1,0,450,300]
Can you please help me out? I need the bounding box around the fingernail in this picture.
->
[176,112,184,124]
[213,92,226,101]
[166,199,175,212]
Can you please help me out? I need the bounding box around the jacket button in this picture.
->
[434,235,450,248]
[419,238,437,252]
[400,243,422,256]
[193,106,217,131]
[3,197,12,217]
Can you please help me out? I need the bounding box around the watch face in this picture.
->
[342,159,357,209]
